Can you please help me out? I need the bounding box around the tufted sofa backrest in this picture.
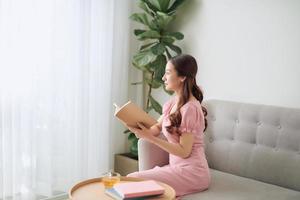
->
[203,100,300,191]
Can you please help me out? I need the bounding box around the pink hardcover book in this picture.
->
[113,180,165,198]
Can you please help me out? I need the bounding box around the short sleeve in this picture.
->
[178,104,200,134]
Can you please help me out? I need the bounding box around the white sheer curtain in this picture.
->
[0,0,131,199]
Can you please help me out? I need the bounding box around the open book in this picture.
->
[114,101,157,128]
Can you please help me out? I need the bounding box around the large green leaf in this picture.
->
[140,42,157,50]
[167,0,186,14]
[149,54,166,70]
[146,0,161,11]
[133,50,157,67]
[141,0,159,13]
[132,59,148,71]
[145,78,161,89]
[154,66,165,84]
[128,132,137,141]
[163,31,184,40]
[161,36,175,44]
[134,29,146,36]
[149,54,167,82]
[149,95,162,114]
[130,13,149,26]
[148,20,160,31]
[155,12,175,29]
[137,30,161,40]
[151,43,166,55]
[149,0,170,12]
[165,48,172,59]
[138,1,155,17]
[158,0,171,12]
[165,42,182,55]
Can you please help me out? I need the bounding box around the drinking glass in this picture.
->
[101,171,121,189]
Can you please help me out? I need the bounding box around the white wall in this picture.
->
[153,0,300,108]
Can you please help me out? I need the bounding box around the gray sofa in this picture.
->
[138,99,300,200]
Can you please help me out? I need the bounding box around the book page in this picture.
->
[114,101,157,128]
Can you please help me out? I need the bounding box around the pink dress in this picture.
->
[127,98,211,197]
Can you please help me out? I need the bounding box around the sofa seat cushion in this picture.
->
[182,169,300,200]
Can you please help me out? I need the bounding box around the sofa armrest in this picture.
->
[137,134,169,171]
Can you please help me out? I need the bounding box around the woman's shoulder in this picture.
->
[182,99,201,109]
[180,99,203,115]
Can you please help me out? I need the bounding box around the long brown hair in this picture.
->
[166,54,208,135]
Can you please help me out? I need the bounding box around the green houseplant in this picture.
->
[126,0,186,157]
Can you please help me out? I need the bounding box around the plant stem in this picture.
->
[166,48,172,60]
[146,71,155,110]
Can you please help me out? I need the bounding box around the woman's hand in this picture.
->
[127,122,154,140]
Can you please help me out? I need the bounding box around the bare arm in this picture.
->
[128,123,194,159]
[148,132,194,158]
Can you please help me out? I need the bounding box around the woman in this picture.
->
[127,54,210,198]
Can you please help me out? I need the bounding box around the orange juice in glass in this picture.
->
[102,171,120,188]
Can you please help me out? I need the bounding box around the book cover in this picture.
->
[105,188,150,200]
[113,180,165,199]
[114,101,157,128]
[105,188,123,200]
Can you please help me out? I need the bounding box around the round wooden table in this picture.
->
[69,176,176,200]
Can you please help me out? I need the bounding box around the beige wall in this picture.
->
[151,0,300,108]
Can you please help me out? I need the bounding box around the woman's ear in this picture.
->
[180,76,186,82]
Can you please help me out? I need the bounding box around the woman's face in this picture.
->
[162,61,185,92]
